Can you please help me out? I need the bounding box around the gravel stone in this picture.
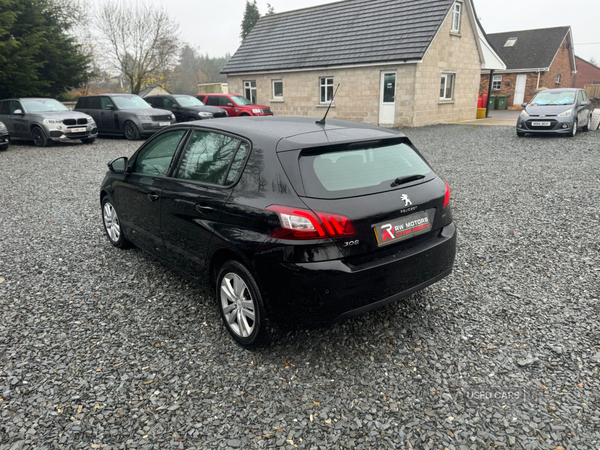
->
[0,127,599,449]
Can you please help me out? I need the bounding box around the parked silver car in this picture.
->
[0,121,9,151]
[0,98,97,147]
[75,94,175,140]
[517,88,593,137]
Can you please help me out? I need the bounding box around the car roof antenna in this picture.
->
[316,83,340,125]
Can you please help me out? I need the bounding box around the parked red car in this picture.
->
[196,94,273,117]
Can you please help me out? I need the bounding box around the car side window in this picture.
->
[151,98,163,108]
[164,98,175,108]
[205,97,219,106]
[197,96,206,102]
[10,101,22,114]
[90,97,101,109]
[133,130,186,176]
[76,97,89,109]
[176,131,243,185]
[0,101,9,115]
[225,142,249,184]
[582,91,589,102]
[101,97,115,110]
[220,97,231,107]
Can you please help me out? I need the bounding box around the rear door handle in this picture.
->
[195,203,214,213]
[147,193,160,202]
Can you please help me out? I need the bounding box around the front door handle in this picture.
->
[195,203,214,213]
[147,193,160,202]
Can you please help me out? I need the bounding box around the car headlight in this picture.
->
[0,122,6,131]
[252,109,263,114]
[88,117,95,124]
[137,115,152,120]
[520,110,529,118]
[198,112,213,118]
[171,114,176,120]
[558,110,572,117]
[43,118,63,124]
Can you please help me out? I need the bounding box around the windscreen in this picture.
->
[112,96,152,110]
[299,141,432,199]
[177,96,204,106]
[22,99,69,112]
[231,96,253,106]
[530,91,576,106]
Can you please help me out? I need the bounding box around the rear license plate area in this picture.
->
[373,211,431,246]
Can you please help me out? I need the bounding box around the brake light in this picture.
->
[443,180,451,209]
[266,205,357,240]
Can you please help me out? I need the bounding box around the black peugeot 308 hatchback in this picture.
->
[100,116,456,349]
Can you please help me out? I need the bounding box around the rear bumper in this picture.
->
[256,222,457,326]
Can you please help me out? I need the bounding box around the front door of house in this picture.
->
[379,71,396,125]
[514,74,527,105]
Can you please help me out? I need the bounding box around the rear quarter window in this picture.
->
[298,141,432,199]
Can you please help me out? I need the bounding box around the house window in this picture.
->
[272,80,283,98]
[244,80,257,104]
[440,73,455,100]
[492,75,502,90]
[504,37,518,47]
[320,77,334,103]
[451,2,461,33]
[555,74,561,84]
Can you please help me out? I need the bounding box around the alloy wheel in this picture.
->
[103,202,121,242]
[220,273,256,338]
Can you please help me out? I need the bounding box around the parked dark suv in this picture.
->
[75,94,175,140]
[145,94,228,122]
[100,117,456,348]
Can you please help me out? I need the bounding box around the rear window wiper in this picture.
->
[391,174,425,187]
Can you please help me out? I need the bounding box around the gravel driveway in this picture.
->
[1,126,598,449]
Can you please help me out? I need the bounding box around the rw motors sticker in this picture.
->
[373,211,431,246]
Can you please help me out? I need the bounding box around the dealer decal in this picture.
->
[373,211,431,246]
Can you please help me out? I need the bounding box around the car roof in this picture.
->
[175,116,404,151]
[201,93,241,97]
[83,93,140,97]
[5,98,59,101]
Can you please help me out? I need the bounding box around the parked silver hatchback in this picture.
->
[0,98,97,147]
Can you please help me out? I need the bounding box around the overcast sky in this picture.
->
[148,0,599,63]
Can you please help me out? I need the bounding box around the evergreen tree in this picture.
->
[0,0,91,99]
[240,0,261,41]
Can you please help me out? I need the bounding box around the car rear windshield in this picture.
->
[112,96,151,110]
[22,99,68,112]
[298,140,432,199]
[530,91,576,106]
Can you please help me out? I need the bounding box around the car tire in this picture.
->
[216,260,275,349]
[0,144,8,151]
[31,126,48,147]
[81,137,96,144]
[517,130,525,137]
[582,113,592,131]
[102,197,130,248]
[569,120,578,137]
[123,121,141,140]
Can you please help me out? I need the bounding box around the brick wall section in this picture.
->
[540,37,575,90]
[479,35,575,110]
[573,56,600,88]
[227,4,483,127]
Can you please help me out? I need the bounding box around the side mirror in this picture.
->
[581,100,591,106]
[521,103,528,108]
[13,109,23,115]
[108,156,128,173]
[226,103,234,107]
[172,104,179,109]
[105,105,115,110]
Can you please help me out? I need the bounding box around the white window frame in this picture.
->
[440,73,456,100]
[320,77,334,104]
[492,75,502,90]
[243,80,257,103]
[555,74,561,84]
[451,2,462,33]
[272,79,283,99]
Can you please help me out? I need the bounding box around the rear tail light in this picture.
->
[443,180,451,209]
[266,205,357,240]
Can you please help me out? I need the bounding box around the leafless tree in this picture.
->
[94,0,180,94]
